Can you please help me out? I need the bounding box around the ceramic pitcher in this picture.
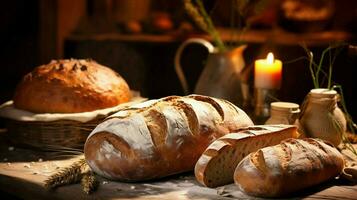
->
[174,38,248,107]
[298,88,346,146]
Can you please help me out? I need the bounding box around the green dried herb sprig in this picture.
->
[333,85,357,156]
[302,44,344,89]
[302,44,357,156]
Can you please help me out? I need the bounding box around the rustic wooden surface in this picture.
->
[0,130,356,200]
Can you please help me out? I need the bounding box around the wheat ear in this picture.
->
[44,157,87,189]
[81,171,99,194]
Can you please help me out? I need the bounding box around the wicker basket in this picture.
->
[0,93,146,151]
[4,118,104,150]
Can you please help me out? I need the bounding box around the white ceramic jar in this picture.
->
[265,102,300,125]
[298,88,346,146]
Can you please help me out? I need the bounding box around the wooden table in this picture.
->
[0,131,356,200]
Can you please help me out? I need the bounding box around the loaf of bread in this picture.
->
[84,95,253,181]
[195,125,299,188]
[234,138,345,197]
[13,59,131,113]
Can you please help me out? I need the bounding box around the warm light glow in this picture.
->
[255,52,282,89]
[267,52,274,64]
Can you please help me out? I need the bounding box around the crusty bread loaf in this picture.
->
[195,125,299,188]
[234,138,345,197]
[84,95,253,181]
[13,59,131,113]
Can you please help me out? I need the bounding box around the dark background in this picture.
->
[0,0,356,119]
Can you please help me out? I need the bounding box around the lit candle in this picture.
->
[254,52,282,89]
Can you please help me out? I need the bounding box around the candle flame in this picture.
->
[267,52,274,64]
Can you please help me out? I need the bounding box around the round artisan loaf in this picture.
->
[84,95,254,181]
[234,138,345,197]
[13,59,131,113]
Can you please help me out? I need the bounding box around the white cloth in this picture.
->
[0,95,146,123]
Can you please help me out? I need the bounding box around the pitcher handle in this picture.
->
[174,38,215,95]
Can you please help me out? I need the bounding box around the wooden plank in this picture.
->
[1,158,357,200]
[0,134,356,199]
[0,158,222,200]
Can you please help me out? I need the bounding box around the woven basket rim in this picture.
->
[0,94,146,122]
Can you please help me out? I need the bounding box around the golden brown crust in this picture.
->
[143,109,168,150]
[84,95,254,181]
[234,138,345,197]
[195,125,298,188]
[13,59,131,113]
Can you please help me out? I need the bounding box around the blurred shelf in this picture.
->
[219,29,355,46]
[66,28,355,46]
[67,32,177,43]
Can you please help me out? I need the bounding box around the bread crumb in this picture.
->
[24,164,31,168]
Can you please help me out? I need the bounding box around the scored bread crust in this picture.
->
[234,138,345,197]
[194,125,299,188]
[84,95,254,181]
[13,59,131,113]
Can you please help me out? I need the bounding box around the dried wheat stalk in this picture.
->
[184,0,226,51]
[44,156,87,189]
[81,171,99,194]
[183,0,208,32]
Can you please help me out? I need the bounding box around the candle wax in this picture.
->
[254,53,282,89]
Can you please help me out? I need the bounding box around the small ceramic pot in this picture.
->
[265,102,300,125]
[298,88,346,146]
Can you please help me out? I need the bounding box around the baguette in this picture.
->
[84,95,253,181]
[194,125,299,188]
[234,138,345,197]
